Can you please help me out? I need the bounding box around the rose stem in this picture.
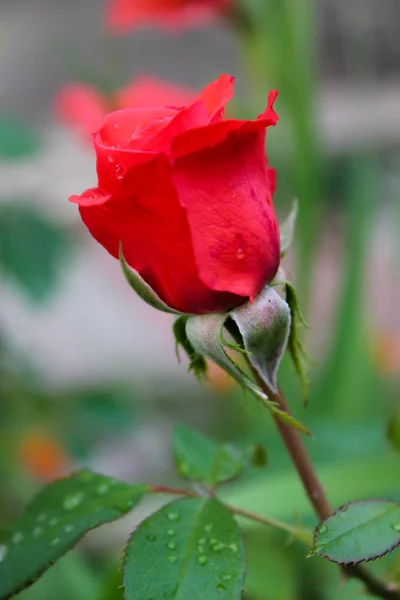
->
[251,368,400,600]
[148,486,312,543]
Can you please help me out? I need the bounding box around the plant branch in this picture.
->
[148,485,312,543]
[250,367,400,600]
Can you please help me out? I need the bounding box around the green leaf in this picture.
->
[312,499,400,565]
[285,282,310,401]
[279,199,298,256]
[387,409,400,453]
[0,115,41,160]
[0,470,147,600]
[119,246,183,315]
[173,424,249,488]
[123,497,245,600]
[0,203,70,302]
[185,312,309,434]
[173,315,207,380]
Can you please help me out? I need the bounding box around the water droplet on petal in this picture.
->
[146,534,157,542]
[0,544,8,562]
[115,164,124,179]
[204,524,213,534]
[97,483,109,495]
[51,538,60,546]
[198,554,207,566]
[113,123,119,131]
[317,524,327,534]
[392,523,400,533]
[167,529,176,537]
[63,492,85,510]
[167,555,177,564]
[12,532,23,544]
[167,512,180,522]
[166,542,176,550]
[107,155,115,164]
[236,248,245,260]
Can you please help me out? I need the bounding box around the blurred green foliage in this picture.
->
[0,0,399,598]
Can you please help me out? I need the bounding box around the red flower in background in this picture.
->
[55,76,197,142]
[106,0,230,32]
[70,74,280,315]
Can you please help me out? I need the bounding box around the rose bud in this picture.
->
[106,0,230,32]
[69,74,280,315]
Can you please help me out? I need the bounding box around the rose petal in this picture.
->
[171,91,278,159]
[172,127,280,300]
[196,74,235,121]
[55,83,108,141]
[79,154,242,313]
[115,75,197,110]
[106,0,229,32]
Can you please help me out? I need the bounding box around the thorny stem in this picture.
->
[250,368,400,600]
[148,485,312,544]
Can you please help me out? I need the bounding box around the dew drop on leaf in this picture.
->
[198,554,207,565]
[37,512,47,523]
[167,555,177,564]
[51,538,60,546]
[167,512,180,522]
[198,537,206,545]
[12,532,23,544]
[391,523,400,532]
[146,534,156,542]
[166,542,176,550]
[97,483,109,495]
[33,527,42,537]
[63,492,85,510]
[49,518,59,526]
[167,529,176,537]
[217,583,227,592]
[204,523,214,533]
[0,544,8,562]
[64,524,74,533]
[317,524,327,534]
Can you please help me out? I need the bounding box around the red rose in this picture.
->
[55,76,197,143]
[70,74,280,315]
[106,0,230,32]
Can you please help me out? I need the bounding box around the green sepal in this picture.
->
[119,245,184,315]
[185,312,309,434]
[173,315,207,380]
[231,285,291,394]
[280,199,298,257]
[285,282,310,402]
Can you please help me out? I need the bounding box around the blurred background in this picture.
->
[0,0,400,598]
